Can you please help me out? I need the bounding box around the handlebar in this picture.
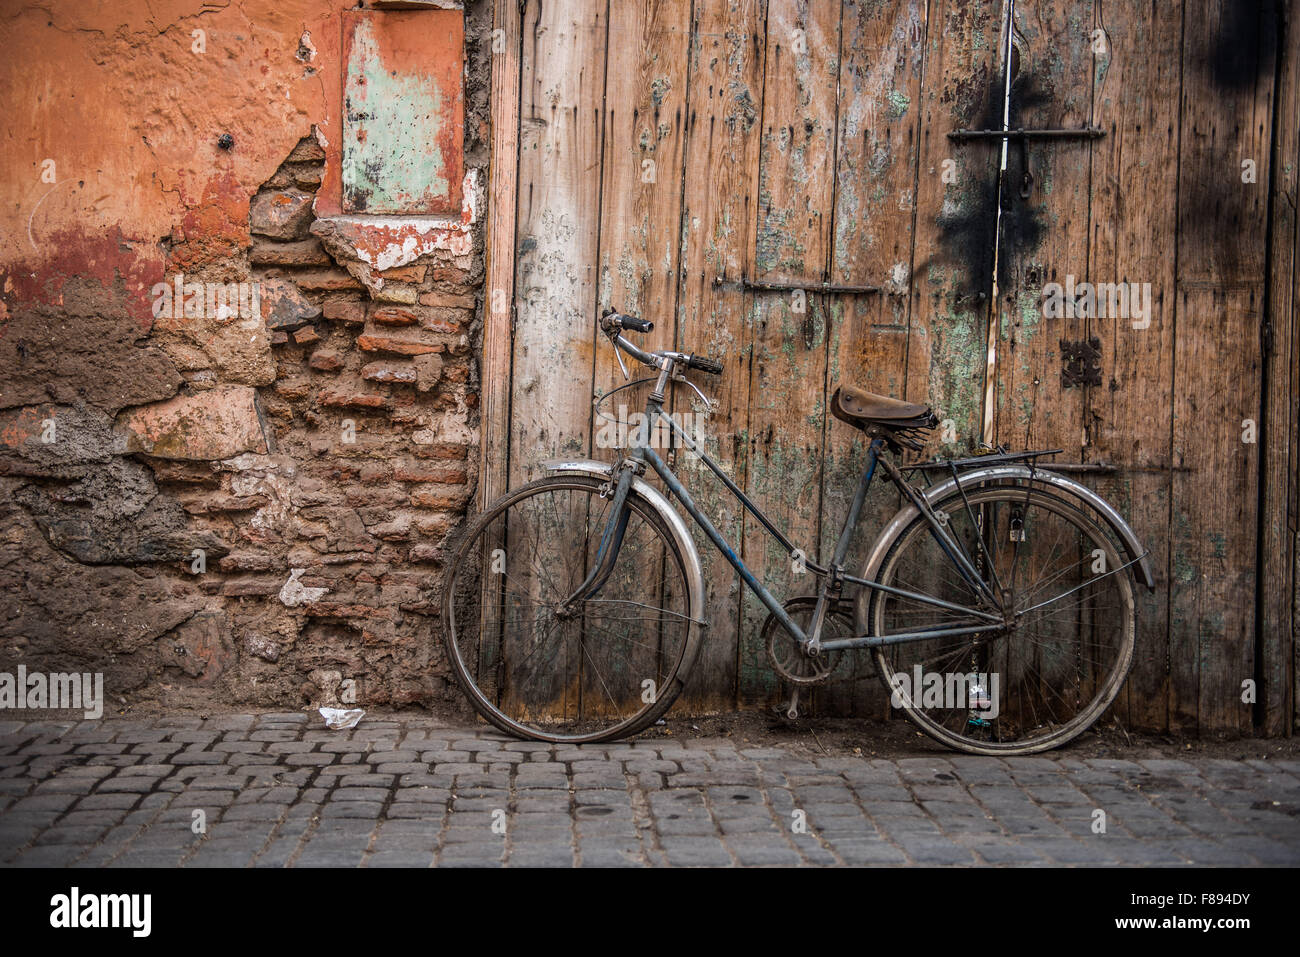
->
[600,308,653,334]
[600,308,723,376]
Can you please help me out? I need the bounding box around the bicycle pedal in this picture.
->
[771,701,801,721]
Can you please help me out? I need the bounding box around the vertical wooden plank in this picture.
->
[1169,0,1275,734]
[899,1,1004,720]
[509,0,608,484]
[1260,0,1298,735]
[818,0,927,714]
[591,0,692,371]
[1083,0,1183,733]
[480,0,522,506]
[991,1,1095,457]
[904,0,1004,459]
[673,0,767,712]
[737,0,842,705]
[585,0,693,713]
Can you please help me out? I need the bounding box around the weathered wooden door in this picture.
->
[482,0,1295,733]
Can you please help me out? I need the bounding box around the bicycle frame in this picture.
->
[564,374,1007,655]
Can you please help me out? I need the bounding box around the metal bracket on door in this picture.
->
[1060,336,1103,389]
[947,127,1105,199]
[713,276,880,295]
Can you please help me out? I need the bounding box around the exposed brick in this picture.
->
[279,269,363,291]
[414,515,456,536]
[394,466,468,484]
[418,309,468,334]
[222,579,282,597]
[115,385,268,460]
[418,290,476,310]
[430,266,472,283]
[414,443,469,461]
[250,240,331,267]
[408,543,444,563]
[377,265,426,283]
[410,488,471,510]
[293,325,321,344]
[218,551,278,572]
[362,362,416,384]
[369,516,411,540]
[357,335,444,356]
[318,390,390,410]
[250,188,313,240]
[371,307,418,326]
[323,299,366,324]
[275,377,313,399]
[309,350,343,372]
[373,283,419,305]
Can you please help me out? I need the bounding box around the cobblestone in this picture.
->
[0,714,1297,867]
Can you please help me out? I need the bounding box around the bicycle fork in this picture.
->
[554,457,639,617]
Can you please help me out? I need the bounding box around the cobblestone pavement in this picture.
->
[1,713,1298,867]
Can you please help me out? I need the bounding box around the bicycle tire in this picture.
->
[441,475,696,743]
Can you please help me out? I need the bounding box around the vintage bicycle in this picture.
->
[441,309,1155,755]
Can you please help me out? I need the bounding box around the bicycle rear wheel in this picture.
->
[441,475,696,743]
[865,485,1135,755]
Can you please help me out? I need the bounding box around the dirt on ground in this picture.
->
[640,709,1300,763]
[19,700,1298,764]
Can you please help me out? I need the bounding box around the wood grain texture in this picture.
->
[483,0,1294,732]
[818,0,927,715]
[480,0,523,507]
[671,0,767,712]
[904,0,1003,458]
[509,0,608,485]
[992,0,1094,459]
[737,0,842,705]
[1083,0,1182,732]
[1260,0,1297,735]
[1169,0,1274,734]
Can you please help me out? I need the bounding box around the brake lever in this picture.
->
[671,371,715,412]
[613,337,630,381]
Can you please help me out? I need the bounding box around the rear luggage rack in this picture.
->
[903,447,1063,475]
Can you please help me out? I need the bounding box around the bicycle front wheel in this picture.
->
[441,475,697,743]
[865,485,1135,755]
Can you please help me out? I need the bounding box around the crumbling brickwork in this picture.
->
[0,0,492,718]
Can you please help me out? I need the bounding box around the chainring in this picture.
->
[762,596,855,686]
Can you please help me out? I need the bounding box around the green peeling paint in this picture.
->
[343,19,449,213]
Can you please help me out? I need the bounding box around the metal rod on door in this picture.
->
[712,276,880,295]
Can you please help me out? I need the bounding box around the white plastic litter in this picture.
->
[319,707,365,730]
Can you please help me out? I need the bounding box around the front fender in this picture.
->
[541,458,708,678]
[862,465,1157,591]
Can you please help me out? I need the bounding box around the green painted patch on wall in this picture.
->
[343,17,451,214]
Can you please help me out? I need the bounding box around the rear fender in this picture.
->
[862,465,1157,590]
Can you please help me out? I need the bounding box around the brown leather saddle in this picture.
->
[830,384,938,451]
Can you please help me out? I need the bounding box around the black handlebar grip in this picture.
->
[619,313,654,333]
[687,354,724,375]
